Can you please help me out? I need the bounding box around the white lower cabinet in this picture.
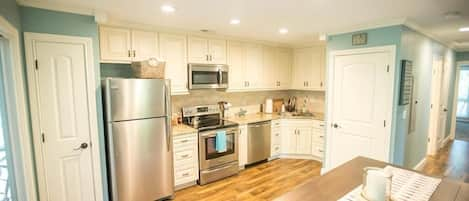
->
[173,132,198,189]
[276,119,325,160]
[270,120,282,158]
[238,125,248,167]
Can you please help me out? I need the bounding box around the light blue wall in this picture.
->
[0,0,21,30]
[327,25,406,165]
[457,52,469,61]
[20,6,109,201]
[399,27,457,167]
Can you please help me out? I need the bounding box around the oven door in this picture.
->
[189,64,228,89]
[199,127,238,170]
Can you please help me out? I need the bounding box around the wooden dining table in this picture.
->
[275,156,469,201]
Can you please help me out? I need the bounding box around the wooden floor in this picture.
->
[422,140,469,183]
[174,159,322,201]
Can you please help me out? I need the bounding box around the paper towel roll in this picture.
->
[265,99,273,113]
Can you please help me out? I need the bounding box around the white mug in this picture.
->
[361,167,393,201]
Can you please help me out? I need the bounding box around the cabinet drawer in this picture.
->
[312,121,326,129]
[271,131,281,144]
[175,166,196,184]
[174,134,197,145]
[312,146,325,158]
[271,120,281,127]
[312,133,325,143]
[174,149,196,162]
[271,144,281,156]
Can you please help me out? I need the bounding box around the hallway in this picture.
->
[422,140,469,183]
[456,121,469,142]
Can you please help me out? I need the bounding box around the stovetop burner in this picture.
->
[182,105,238,131]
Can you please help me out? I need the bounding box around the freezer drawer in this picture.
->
[247,121,271,164]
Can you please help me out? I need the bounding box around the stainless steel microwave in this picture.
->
[188,63,229,89]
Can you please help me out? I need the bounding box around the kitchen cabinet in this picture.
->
[99,26,158,63]
[173,132,199,189]
[270,120,282,158]
[263,46,278,88]
[227,41,247,91]
[238,125,248,167]
[159,33,189,95]
[291,46,325,91]
[276,48,292,89]
[188,36,227,64]
[244,44,264,89]
[281,120,314,155]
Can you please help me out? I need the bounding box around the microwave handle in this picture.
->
[218,69,223,85]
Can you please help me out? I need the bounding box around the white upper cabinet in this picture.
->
[276,48,292,89]
[99,26,159,63]
[131,30,159,61]
[292,46,325,91]
[188,36,227,64]
[99,26,132,62]
[244,44,264,89]
[227,41,247,91]
[159,33,188,95]
[263,46,278,88]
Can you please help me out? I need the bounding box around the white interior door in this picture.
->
[329,50,392,169]
[27,34,101,201]
[428,56,444,155]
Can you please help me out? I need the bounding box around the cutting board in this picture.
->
[273,98,284,113]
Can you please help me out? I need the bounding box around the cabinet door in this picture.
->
[284,127,298,154]
[277,48,292,89]
[227,41,246,91]
[308,46,324,90]
[131,30,159,61]
[245,44,264,89]
[292,48,313,89]
[208,39,227,64]
[99,26,132,62]
[238,125,248,167]
[159,34,188,95]
[263,46,277,89]
[188,36,209,63]
[297,127,313,155]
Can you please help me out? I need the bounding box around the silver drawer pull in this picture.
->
[180,140,188,143]
[319,124,325,127]
[182,173,190,177]
[318,149,324,153]
[319,136,324,138]
[275,147,280,150]
[181,154,190,158]
[275,133,280,136]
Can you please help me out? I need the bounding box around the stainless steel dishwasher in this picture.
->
[247,121,271,165]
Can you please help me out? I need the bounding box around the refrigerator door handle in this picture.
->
[165,81,172,152]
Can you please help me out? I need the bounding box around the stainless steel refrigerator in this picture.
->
[102,78,174,201]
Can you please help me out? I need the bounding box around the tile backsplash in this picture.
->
[171,89,325,115]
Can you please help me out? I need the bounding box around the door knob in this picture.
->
[443,108,448,112]
[333,123,340,128]
[74,143,89,150]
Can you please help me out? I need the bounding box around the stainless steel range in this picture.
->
[182,105,239,185]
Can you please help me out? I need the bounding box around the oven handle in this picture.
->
[200,130,237,138]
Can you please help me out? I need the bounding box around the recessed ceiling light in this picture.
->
[279,28,288,34]
[460,27,469,32]
[230,19,240,25]
[161,5,175,13]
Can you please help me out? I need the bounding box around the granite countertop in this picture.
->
[225,112,324,125]
[172,124,197,136]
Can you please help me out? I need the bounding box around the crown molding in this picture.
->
[402,20,454,49]
[17,0,94,16]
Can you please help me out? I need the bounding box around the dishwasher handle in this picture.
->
[248,121,271,128]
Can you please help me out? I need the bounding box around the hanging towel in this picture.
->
[215,131,227,153]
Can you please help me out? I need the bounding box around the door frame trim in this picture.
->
[449,61,469,140]
[0,17,39,201]
[427,55,445,155]
[24,32,104,201]
[325,45,396,172]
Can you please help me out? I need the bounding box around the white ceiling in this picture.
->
[18,0,469,49]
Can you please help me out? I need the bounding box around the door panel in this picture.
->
[99,27,131,62]
[188,37,208,63]
[131,30,158,61]
[227,41,246,90]
[110,117,173,201]
[330,52,390,168]
[159,34,188,94]
[35,41,95,201]
[208,39,227,64]
[105,78,167,121]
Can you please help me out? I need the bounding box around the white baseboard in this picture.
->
[440,135,451,148]
[413,157,427,171]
